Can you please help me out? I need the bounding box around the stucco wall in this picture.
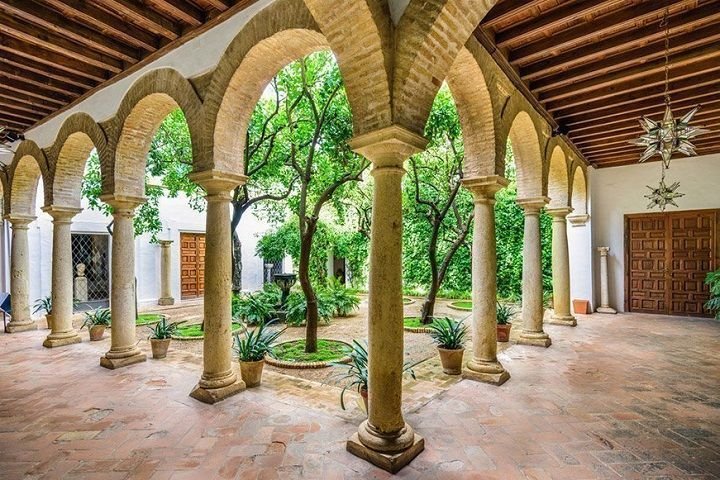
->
[589,153,720,313]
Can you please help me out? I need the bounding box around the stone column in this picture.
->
[188,171,247,404]
[516,197,552,348]
[158,240,174,305]
[5,214,36,333]
[596,246,617,314]
[345,126,426,473]
[546,206,577,327]
[461,176,510,386]
[99,196,146,369]
[42,206,82,347]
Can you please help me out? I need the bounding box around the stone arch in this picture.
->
[104,68,202,197]
[8,140,49,216]
[570,165,588,215]
[201,0,332,174]
[506,111,544,199]
[547,145,570,208]
[47,112,107,209]
[393,0,498,134]
[0,173,6,217]
[446,44,499,178]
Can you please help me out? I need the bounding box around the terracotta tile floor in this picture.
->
[1,312,719,479]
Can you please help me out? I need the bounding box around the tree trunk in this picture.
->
[421,272,440,324]
[300,220,319,353]
[231,232,242,293]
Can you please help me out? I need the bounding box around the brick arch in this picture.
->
[105,68,201,197]
[8,140,48,216]
[506,111,544,199]
[393,0,498,135]
[570,165,588,215]
[201,0,330,174]
[547,145,570,208]
[47,112,108,209]
[446,44,498,178]
[0,173,6,217]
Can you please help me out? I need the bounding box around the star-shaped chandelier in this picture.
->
[645,176,685,211]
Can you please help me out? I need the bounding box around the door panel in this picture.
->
[180,232,206,299]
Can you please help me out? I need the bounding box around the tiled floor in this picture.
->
[1,312,719,479]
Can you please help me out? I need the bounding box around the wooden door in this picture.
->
[625,209,718,316]
[180,232,205,299]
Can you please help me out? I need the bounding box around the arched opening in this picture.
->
[10,155,42,217]
[54,132,97,209]
[507,111,543,199]
[571,167,588,216]
[548,146,570,208]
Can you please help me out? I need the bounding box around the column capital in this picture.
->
[349,125,428,168]
[597,246,610,255]
[567,213,590,226]
[100,194,146,211]
[516,196,550,214]
[158,239,173,247]
[189,169,248,194]
[42,205,82,222]
[5,214,36,228]
[462,175,509,201]
[546,206,573,219]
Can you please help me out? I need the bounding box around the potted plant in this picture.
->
[233,319,285,387]
[704,269,720,319]
[496,302,515,342]
[428,317,468,375]
[33,296,53,330]
[147,318,185,359]
[81,308,111,341]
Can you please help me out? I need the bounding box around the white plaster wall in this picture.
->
[590,153,720,312]
[568,212,594,311]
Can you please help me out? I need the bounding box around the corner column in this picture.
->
[43,206,83,347]
[5,214,36,333]
[158,240,174,305]
[596,247,617,314]
[100,195,146,369]
[516,197,552,348]
[345,126,427,473]
[546,206,576,326]
[461,176,510,385]
[188,170,247,404]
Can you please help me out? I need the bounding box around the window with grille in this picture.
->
[264,259,283,284]
[71,233,110,303]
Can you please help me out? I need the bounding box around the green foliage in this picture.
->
[233,320,286,362]
[136,313,165,325]
[81,308,111,328]
[233,292,274,325]
[403,316,435,328]
[449,300,472,311]
[271,339,351,363]
[428,317,468,350]
[33,296,52,315]
[704,269,720,319]
[284,290,334,326]
[325,277,360,316]
[175,322,242,338]
[496,302,516,325]
[147,318,186,339]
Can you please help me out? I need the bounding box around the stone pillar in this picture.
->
[188,171,247,404]
[546,206,577,327]
[5,215,36,333]
[596,246,617,314]
[516,197,552,348]
[158,240,174,305]
[461,176,510,386]
[345,126,426,473]
[42,206,82,347]
[99,196,146,369]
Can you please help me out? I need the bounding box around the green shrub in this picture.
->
[233,292,273,325]
[284,290,334,326]
[705,269,720,319]
[325,278,360,317]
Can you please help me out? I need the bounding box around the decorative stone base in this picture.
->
[189,379,245,404]
[597,307,617,314]
[346,432,424,474]
[463,367,510,386]
[100,352,147,370]
[517,333,552,348]
[43,334,82,348]
[6,322,37,333]
[157,297,175,306]
[546,315,577,327]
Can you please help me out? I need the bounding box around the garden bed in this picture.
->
[403,316,435,333]
[136,313,167,326]
[448,301,472,311]
[266,339,352,369]
[403,297,415,305]
[172,322,243,340]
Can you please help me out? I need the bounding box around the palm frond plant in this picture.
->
[81,308,111,341]
[147,318,186,359]
[233,319,286,387]
[33,296,52,315]
[428,317,468,375]
[704,269,720,319]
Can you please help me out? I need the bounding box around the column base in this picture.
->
[517,331,552,348]
[547,314,577,326]
[463,360,510,386]
[347,432,424,474]
[157,297,175,306]
[596,307,617,314]
[100,352,147,370]
[43,332,82,348]
[189,378,245,404]
[6,321,37,333]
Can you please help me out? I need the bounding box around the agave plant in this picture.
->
[325,278,361,317]
[427,317,468,350]
[704,269,720,319]
[81,308,111,329]
[233,319,286,362]
[33,296,52,315]
[147,318,186,340]
[496,301,516,325]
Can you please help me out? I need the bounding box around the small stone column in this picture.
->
[546,206,577,327]
[516,197,552,348]
[188,171,247,404]
[43,206,82,347]
[99,196,146,369]
[5,214,36,333]
[596,246,617,314]
[158,240,174,305]
[345,126,426,473]
[461,176,510,386]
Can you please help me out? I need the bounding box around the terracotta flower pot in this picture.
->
[360,387,368,413]
[240,359,265,388]
[150,338,171,359]
[496,323,512,342]
[89,325,106,341]
[45,313,54,330]
[437,347,464,375]
[573,299,590,315]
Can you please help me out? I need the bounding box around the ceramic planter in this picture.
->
[573,299,590,315]
[89,325,106,341]
[150,338,171,359]
[437,347,464,375]
[496,323,512,342]
[240,359,265,387]
[45,313,53,330]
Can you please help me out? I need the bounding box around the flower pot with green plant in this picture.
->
[81,308,111,341]
[233,319,286,387]
[33,296,53,330]
[147,318,185,359]
[496,302,515,342]
[428,317,468,375]
[704,269,720,319]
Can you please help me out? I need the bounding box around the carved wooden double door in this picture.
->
[180,232,205,299]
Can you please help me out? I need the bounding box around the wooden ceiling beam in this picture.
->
[0,116,33,129]
[95,0,181,40]
[591,145,720,166]
[0,98,52,116]
[0,77,68,105]
[201,0,231,11]
[0,65,85,98]
[586,136,720,161]
[0,108,42,125]
[148,0,205,26]
[0,51,97,90]
[480,0,545,28]
[0,88,61,112]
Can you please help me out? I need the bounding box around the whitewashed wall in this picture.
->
[589,152,720,312]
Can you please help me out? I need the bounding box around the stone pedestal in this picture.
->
[461,176,510,386]
[346,126,427,473]
[99,196,146,369]
[596,246,617,314]
[516,198,551,348]
[158,240,174,305]
[188,171,246,404]
[5,215,36,333]
[546,206,577,327]
[43,207,82,348]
